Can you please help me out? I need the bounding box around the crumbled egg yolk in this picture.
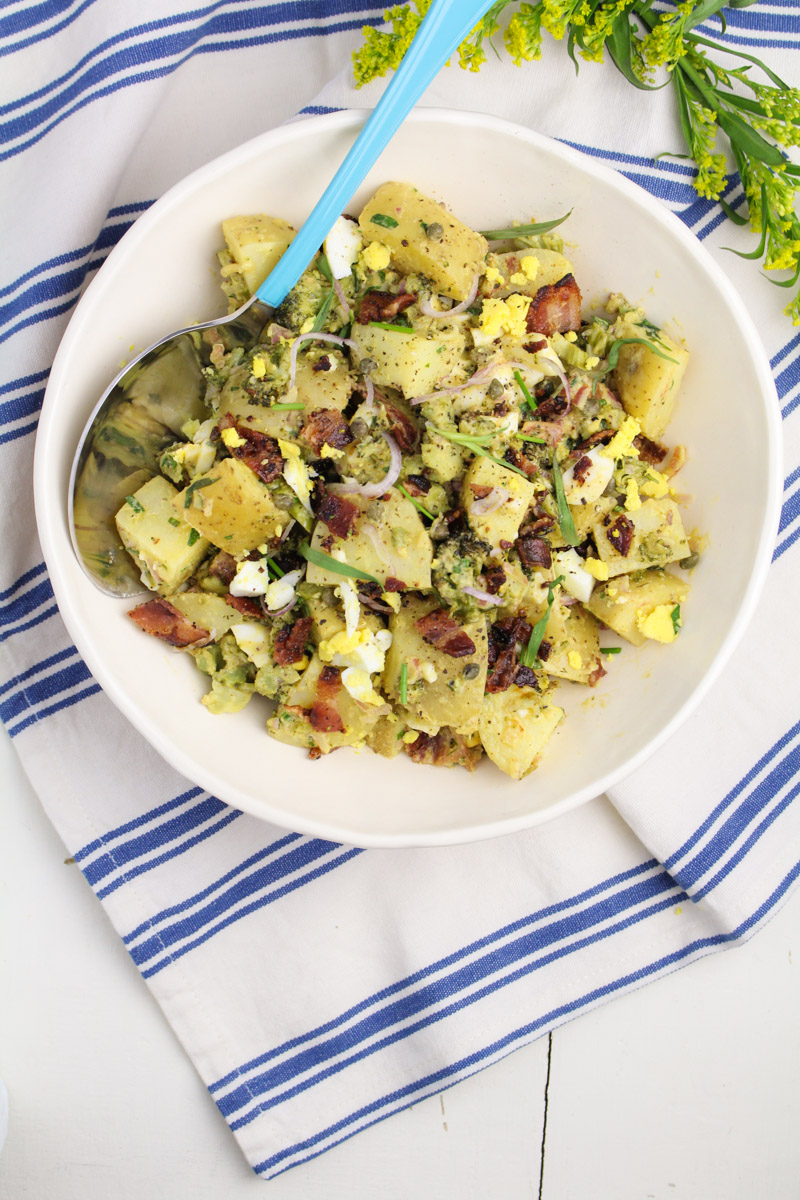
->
[641,469,670,499]
[603,415,641,460]
[320,443,344,459]
[637,604,679,643]
[402,730,420,744]
[519,255,539,281]
[318,628,392,675]
[585,355,600,369]
[568,651,583,670]
[341,667,385,707]
[484,264,505,286]
[363,241,391,271]
[479,294,531,340]
[278,438,313,511]
[583,558,609,582]
[509,271,527,286]
[251,355,266,379]
[624,477,642,512]
[563,330,578,343]
[221,426,247,450]
[299,317,315,335]
[382,592,401,613]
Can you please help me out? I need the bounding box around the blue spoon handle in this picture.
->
[255,0,495,309]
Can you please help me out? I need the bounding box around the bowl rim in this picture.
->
[34,106,783,848]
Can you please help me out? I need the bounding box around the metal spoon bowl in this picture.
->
[69,0,495,598]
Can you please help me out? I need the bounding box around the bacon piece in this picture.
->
[521,515,556,536]
[535,385,570,421]
[207,551,237,585]
[415,608,476,658]
[537,639,552,662]
[469,483,494,500]
[225,594,262,619]
[521,418,565,449]
[218,413,283,484]
[384,576,406,592]
[402,473,431,497]
[312,355,332,373]
[514,664,540,689]
[572,455,592,486]
[273,616,312,666]
[357,291,416,324]
[523,337,548,354]
[309,665,345,733]
[128,598,208,647]
[504,447,538,478]
[587,661,607,688]
[605,513,635,557]
[486,615,531,694]
[317,491,360,538]
[301,408,354,456]
[633,433,667,464]
[484,563,506,595]
[405,729,482,771]
[383,399,419,453]
[573,430,614,457]
[525,273,582,336]
[516,535,552,569]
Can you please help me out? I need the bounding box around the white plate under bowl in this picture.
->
[34,108,781,848]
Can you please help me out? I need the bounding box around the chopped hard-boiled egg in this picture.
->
[641,469,670,499]
[221,426,247,450]
[362,241,391,271]
[561,446,614,506]
[230,622,272,669]
[341,667,385,707]
[324,215,363,279]
[583,557,609,582]
[637,604,680,644]
[603,415,641,461]
[624,477,642,512]
[553,548,595,604]
[278,438,313,511]
[477,295,531,341]
[336,578,361,637]
[264,568,303,613]
[229,558,270,597]
[318,627,392,674]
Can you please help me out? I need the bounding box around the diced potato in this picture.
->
[116,476,209,595]
[358,182,487,300]
[479,686,564,780]
[267,653,383,755]
[222,215,296,295]
[460,457,536,550]
[169,591,242,637]
[304,593,383,647]
[177,458,285,556]
[612,329,689,439]
[421,428,464,483]
[305,488,433,590]
[585,569,690,647]
[570,494,616,543]
[383,594,488,734]
[591,498,690,576]
[520,584,604,685]
[349,321,466,400]
[295,350,355,413]
[215,365,303,439]
[484,248,575,297]
[366,715,405,759]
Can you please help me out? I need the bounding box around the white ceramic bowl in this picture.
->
[35,108,781,848]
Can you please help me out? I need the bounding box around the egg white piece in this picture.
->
[337,578,361,637]
[324,215,362,279]
[229,559,270,597]
[264,568,303,612]
[341,666,385,706]
[553,548,595,605]
[561,445,614,506]
[230,622,272,669]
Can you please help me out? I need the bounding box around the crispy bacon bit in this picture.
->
[128,598,208,647]
[535,389,570,421]
[504,446,538,477]
[573,430,614,457]
[317,492,360,539]
[405,729,482,771]
[357,290,416,324]
[486,615,531,694]
[522,418,565,449]
[484,562,506,594]
[383,400,419,453]
[207,551,237,585]
[515,665,540,689]
[309,665,345,733]
[606,513,635,557]
[572,455,592,485]
[312,355,332,373]
[273,616,312,666]
[522,515,556,536]
[415,608,476,658]
[225,594,261,619]
[633,433,667,464]
[523,337,548,354]
[301,408,354,456]
[384,576,406,592]
[537,639,552,662]
[470,483,494,499]
[526,273,582,336]
[587,661,607,688]
[663,444,687,479]
[516,535,552,569]
[403,473,431,497]
[218,413,283,484]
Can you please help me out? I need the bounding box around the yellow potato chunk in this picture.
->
[479,686,564,780]
[268,654,384,756]
[222,215,296,295]
[460,456,536,550]
[358,182,487,300]
[177,458,285,556]
[305,488,433,590]
[520,585,604,685]
[294,350,355,413]
[612,329,689,439]
[591,498,690,576]
[585,569,690,647]
[483,248,575,297]
[115,476,209,595]
[168,591,243,637]
[349,321,466,400]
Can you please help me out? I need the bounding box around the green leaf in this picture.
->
[312,283,336,332]
[124,494,144,513]
[267,557,285,578]
[368,320,414,334]
[370,213,399,229]
[513,369,537,411]
[687,35,789,89]
[766,259,800,289]
[606,338,678,370]
[316,253,333,283]
[684,0,732,31]
[722,185,769,258]
[269,402,305,411]
[670,604,681,636]
[397,483,434,520]
[183,476,218,507]
[167,516,180,527]
[187,528,200,546]
[719,197,749,226]
[565,25,581,76]
[299,541,379,584]
[551,456,579,547]
[479,210,572,240]
[674,74,695,153]
[522,575,565,667]
[399,661,408,706]
[716,109,785,167]
[606,10,666,92]
[516,433,546,444]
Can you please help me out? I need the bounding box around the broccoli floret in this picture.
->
[273,268,330,333]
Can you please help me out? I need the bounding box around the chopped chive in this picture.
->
[269,402,305,411]
[312,283,335,332]
[600,646,622,655]
[368,321,414,334]
[516,433,546,444]
[513,369,537,412]
[522,575,565,667]
[183,476,218,508]
[187,528,200,546]
[551,455,579,546]
[124,494,144,513]
[299,541,379,583]
[397,483,434,520]
[267,557,285,578]
[167,516,180,527]
[479,210,572,241]
[671,604,682,635]
[370,213,399,229]
[399,662,408,705]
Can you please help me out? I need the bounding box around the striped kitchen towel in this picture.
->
[2,0,799,1179]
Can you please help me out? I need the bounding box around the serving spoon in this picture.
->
[69,0,495,598]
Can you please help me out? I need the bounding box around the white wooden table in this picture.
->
[2,721,799,1199]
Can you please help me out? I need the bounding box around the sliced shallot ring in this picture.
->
[333,277,351,320]
[326,431,402,499]
[462,586,503,607]
[288,331,357,391]
[418,273,479,319]
[469,486,509,516]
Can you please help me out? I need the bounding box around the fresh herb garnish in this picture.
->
[671,604,682,636]
[167,516,180,527]
[551,455,579,546]
[312,284,335,332]
[516,433,546,444]
[427,425,529,479]
[269,402,305,411]
[368,321,414,334]
[513,368,537,412]
[267,557,285,579]
[600,646,622,655]
[605,337,679,371]
[316,253,333,283]
[183,476,218,508]
[523,575,565,667]
[299,541,380,583]
[124,495,144,513]
[397,483,434,520]
[187,528,200,546]
[400,662,408,705]
[479,210,573,241]
[370,213,399,229]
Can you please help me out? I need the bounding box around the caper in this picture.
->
[679,552,700,570]
[359,357,378,374]
[426,221,444,241]
[462,662,480,680]
[350,418,369,441]
[487,378,505,400]
[366,501,383,522]
[430,518,450,542]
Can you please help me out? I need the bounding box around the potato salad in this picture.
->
[117,183,695,780]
